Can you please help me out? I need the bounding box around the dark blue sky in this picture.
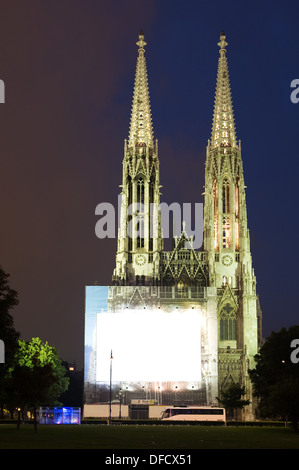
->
[0,0,298,366]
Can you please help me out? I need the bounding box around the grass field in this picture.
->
[0,424,298,449]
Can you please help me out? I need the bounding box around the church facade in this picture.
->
[85,31,262,420]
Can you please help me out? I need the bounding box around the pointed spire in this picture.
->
[128,31,154,148]
[211,32,237,149]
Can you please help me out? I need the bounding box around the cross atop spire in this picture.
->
[218,31,228,54]
[136,30,147,51]
[128,31,154,148]
[211,32,237,149]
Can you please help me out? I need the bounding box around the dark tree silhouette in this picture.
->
[249,326,299,431]
[217,384,250,420]
[0,267,20,418]
[9,337,69,431]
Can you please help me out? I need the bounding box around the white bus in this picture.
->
[161,406,226,424]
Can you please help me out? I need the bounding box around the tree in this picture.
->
[0,267,20,417]
[249,326,299,431]
[216,384,250,420]
[16,337,69,402]
[11,362,57,432]
[9,337,69,431]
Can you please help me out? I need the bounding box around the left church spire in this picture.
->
[113,31,162,286]
[128,31,154,149]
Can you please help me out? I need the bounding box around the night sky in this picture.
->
[0,1,298,368]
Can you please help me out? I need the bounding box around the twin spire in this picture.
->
[128,30,154,149]
[128,31,237,149]
[211,31,237,148]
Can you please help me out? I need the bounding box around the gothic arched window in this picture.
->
[149,174,155,204]
[137,216,144,248]
[235,178,239,217]
[222,216,231,248]
[213,179,218,215]
[222,178,230,214]
[127,176,132,253]
[149,175,155,252]
[220,303,236,341]
[235,179,239,250]
[127,176,132,207]
[137,178,144,212]
[213,180,219,250]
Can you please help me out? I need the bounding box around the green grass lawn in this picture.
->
[0,424,298,449]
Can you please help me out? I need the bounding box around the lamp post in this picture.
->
[119,389,122,419]
[109,350,113,425]
[17,408,21,430]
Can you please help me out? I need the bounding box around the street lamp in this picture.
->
[109,350,113,425]
[17,408,21,430]
[119,389,122,419]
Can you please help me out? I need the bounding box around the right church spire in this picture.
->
[203,33,262,419]
[211,31,237,149]
[204,31,248,258]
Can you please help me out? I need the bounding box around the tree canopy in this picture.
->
[8,337,69,431]
[0,266,20,416]
[216,383,250,419]
[0,267,20,366]
[14,337,69,405]
[249,326,299,430]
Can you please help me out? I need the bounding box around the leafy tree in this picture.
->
[249,326,299,431]
[11,362,57,432]
[8,337,69,430]
[0,267,20,417]
[217,384,250,420]
[15,337,69,404]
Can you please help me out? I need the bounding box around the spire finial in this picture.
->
[210,31,237,148]
[136,30,147,52]
[218,31,228,54]
[128,30,154,148]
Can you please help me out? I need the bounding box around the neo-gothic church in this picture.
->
[108,31,262,419]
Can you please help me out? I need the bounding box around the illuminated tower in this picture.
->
[113,31,162,286]
[203,32,262,418]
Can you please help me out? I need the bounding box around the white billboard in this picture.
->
[95,309,202,383]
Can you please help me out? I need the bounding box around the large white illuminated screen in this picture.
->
[95,309,202,382]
